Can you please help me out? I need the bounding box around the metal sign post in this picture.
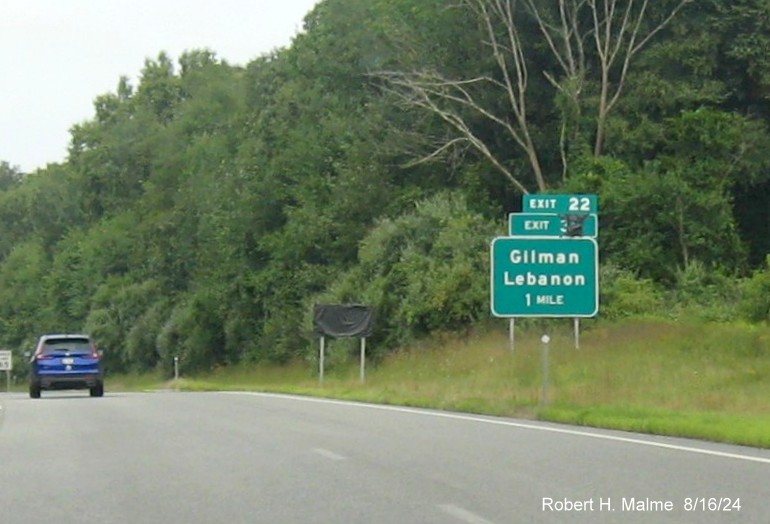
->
[319,336,325,384]
[540,335,551,407]
[173,356,180,392]
[360,338,366,383]
[574,318,580,350]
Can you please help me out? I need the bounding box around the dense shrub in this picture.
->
[84,277,163,371]
[599,263,663,320]
[307,191,499,354]
[155,289,227,375]
[668,260,741,321]
[125,299,171,372]
[740,257,770,322]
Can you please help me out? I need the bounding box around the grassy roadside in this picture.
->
[113,318,770,448]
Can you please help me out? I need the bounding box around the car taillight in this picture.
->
[90,351,100,360]
[35,354,53,360]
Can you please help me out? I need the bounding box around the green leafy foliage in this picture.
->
[0,161,22,191]
[308,192,497,353]
[566,106,766,282]
[740,257,770,322]
[668,260,742,322]
[598,263,663,320]
[0,241,52,346]
[85,277,163,370]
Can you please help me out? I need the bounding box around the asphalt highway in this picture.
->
[1,390,768,523]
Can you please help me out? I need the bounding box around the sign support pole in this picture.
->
[509,318,515,353]
[173,356,180,391]
[574,318,580,350]
[360,338,366,383]
[540,334,550,407]
[319,336,325,384]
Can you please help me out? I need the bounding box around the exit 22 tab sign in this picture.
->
[490,237,598,317]
[522,194,598,214]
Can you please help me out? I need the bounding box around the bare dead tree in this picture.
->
[525,0,692,159]
[588,0,692,156]
[374,0,546,194]
[376,0,691,192]
[523,0,587,180]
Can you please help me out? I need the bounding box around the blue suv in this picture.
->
[29,334,104,398]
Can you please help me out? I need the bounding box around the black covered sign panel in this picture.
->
[313,304,374,337]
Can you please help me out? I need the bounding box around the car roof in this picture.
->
[39,334,91,340]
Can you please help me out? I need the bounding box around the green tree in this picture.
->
[0,161,22,191]
[310,192,498,351]
[0,241,52,348]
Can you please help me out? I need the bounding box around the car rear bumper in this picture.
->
[34,374,103,390]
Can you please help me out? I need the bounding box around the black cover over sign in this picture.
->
[313,304,374,337]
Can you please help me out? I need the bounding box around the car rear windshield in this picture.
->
[41,339,92,353]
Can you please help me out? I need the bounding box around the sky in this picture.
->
[1,0,321,173]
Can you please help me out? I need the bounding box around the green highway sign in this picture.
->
[509,213,598,238]
[522,194,598,214]
[490,237,598,317]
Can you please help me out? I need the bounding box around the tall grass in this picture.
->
[143,318,770,448]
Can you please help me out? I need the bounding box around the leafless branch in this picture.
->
[373,0,691,191]
[372,0,546,193]
[524,0,588,175]
[589,0,693,155]
[401,137,470,168]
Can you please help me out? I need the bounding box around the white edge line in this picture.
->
[439,504,496,524]
[219,391,770,465]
